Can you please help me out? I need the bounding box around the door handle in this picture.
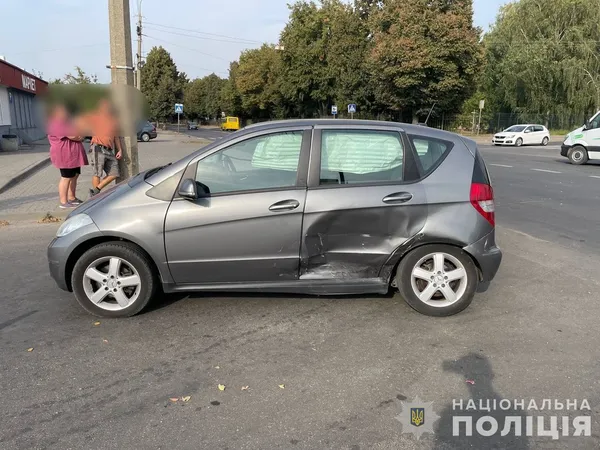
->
[382,192,413,204]
[269,199,300,212]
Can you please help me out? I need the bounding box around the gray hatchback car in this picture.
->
[48,119,501,318]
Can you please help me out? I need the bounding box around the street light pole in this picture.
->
[108,0,139,180]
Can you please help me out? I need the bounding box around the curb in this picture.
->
[0,157,51,196]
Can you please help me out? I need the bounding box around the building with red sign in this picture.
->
[0,57,48,143]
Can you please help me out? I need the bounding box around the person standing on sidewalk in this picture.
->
[79,99,123,197]
[47,104,88,209]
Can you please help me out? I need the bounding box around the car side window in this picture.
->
[319,130,404,185]
[524,126,533,133]
[589,116,600,130]
[534,125,544,132]
[195,131,303,195]
[407,135,453,175]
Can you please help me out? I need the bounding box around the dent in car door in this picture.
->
[164,129,311,285]
[300,127,428,281]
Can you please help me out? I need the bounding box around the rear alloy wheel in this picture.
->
[568,146,588,165]
[396,245,478,317]
[72,243,157,317]
[515,138,523,147]
[542,137,549,146]
[141,132,151,142]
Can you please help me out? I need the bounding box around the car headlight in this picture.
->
[506,134,515,138]
[56,214,94,237]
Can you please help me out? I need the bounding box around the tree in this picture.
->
[220,62,244,117]
[484,0,600,121]
[52,66,98,84]
[184,74,226,120]
[140,46,181,121]
[279,1,337,117]
[368,0,482,122]
[235,44,287,119]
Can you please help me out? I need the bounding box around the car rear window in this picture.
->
[407,135,453,175]
[319,130,404,185]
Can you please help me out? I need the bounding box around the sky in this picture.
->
[0,0,508,84]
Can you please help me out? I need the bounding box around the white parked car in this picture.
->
[492,124,550,147]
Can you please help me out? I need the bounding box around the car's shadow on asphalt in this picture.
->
[143,289,397,315]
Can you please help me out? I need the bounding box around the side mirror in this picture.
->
[583,121,590,130]
[178,178,198,200]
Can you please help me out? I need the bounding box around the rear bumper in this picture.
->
[463,229,502,287]
[561,144,570,157]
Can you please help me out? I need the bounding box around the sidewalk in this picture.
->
[0,139,51,195]
[0,133,210,222]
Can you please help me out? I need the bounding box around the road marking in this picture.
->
[531,168,561,174]
[490,164,513,168]
[589,176,600,179]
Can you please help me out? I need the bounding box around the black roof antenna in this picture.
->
[423,102,437,127]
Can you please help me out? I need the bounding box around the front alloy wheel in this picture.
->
[72,242,156,317]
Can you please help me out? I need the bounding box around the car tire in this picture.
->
[141,132,151,142]
[568,146,588,165]
[515,138,523,147]
[71,242,157,318]
[395,245,478,317]
[542,137,549,146]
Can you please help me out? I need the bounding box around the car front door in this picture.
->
[523,126,535,144]
[300,126,428,281]
[164,128,311,285]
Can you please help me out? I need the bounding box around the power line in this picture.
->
[11,43,107,55]
[143,34,231,62]
[143,22,262,45]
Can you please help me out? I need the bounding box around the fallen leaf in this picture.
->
[27,348,34,352]
[218,384,226,391]
[169,397,179,402]
[103,339,108,343]
[466,379,475,385]
[93,321,101,326]
[241,386,249,391]
[279,384,285,389]
[181,396,191,402]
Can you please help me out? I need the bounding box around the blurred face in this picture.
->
[52,104,68,120]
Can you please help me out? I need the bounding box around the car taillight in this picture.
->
[470,183,495,226]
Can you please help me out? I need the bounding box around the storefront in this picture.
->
[0,58,48,144]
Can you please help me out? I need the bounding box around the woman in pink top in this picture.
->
[47,104,88,208]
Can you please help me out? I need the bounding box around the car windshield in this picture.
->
[504,126,526,133]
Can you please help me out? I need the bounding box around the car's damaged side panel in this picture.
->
[300,184,428,280]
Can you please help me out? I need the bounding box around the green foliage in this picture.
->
[51,66,98,85]
[235,44,286,119]
[220,62,244,117]
[368,0,482,122]
[141,46,182,121]
[484,0,600,117]
[184,74,227,120]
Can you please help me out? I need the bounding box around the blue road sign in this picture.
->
[175,103,184,114]
[331,105,338,115]
[348,104,357,114]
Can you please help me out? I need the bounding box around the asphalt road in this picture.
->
[1,141,600,449]
[479,143,600,254]
[185,127,229,142]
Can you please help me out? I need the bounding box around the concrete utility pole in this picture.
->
[136,2,142,90]
[108,0,139,180]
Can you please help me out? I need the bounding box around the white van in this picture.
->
[561,111,600,165]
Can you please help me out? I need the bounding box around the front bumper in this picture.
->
[47,222,103,292]
[492,138,514,145]
[463,229,503,291]
[561,144,571,157]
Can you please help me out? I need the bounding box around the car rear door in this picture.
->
[300,124,428,281]
[164,127,312,284]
